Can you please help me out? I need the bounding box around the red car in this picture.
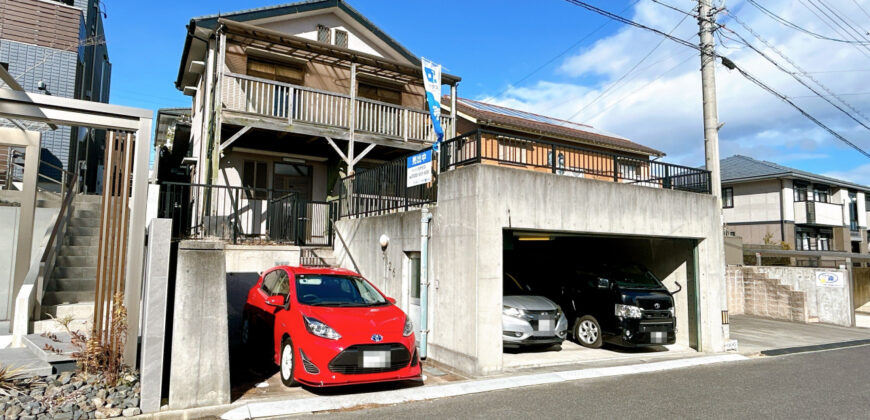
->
[242,265,421,387]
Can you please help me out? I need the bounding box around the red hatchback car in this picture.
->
[242,265,421,387]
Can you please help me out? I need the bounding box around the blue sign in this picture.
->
[421,58,444,151]
[407,150,433,187]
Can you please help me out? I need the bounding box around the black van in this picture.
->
[555,263,679,348]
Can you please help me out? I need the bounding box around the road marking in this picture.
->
[221,354,748,419]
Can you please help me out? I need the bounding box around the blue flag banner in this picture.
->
[421,57,444,152]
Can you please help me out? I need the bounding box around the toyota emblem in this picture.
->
[654,303,661,309]
[371,334,383,342]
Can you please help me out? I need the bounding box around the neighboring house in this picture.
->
[0,0,111,191]
[720,155,869,254]
[162,0,730,377]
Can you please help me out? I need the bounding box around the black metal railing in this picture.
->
[157,181,336,245]
[440,129,711,194]
[339,150,437,218]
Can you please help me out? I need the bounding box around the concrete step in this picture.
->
[42,291,95,306]
[22,333,78,363]
[66,235,98,246]
[73,194,103,203]
[55,255,97,268]
[59,245,98,257]
[69,217,100,228]
[48,278,95,292]
[53,266,96,279]
[72,209,100,219]
[68,226,99,236]
[32,318,90,335]
[0,347,53,376]
[41,302,94,320]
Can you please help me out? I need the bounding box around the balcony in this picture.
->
[220,72,453,145]
[339,129,712,218]
[794,200,844,226]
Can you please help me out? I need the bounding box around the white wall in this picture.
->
[723,180,782,224]
[255,12,404,62]
[858,191,867,228]
[781,179,794,221]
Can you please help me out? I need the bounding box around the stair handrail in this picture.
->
[12,162,81,343]
[37,161,82,302]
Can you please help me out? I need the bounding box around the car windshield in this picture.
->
[295,274,388,307]
[607,265,662,289]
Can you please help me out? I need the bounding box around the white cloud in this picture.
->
[481,0,870,171]
[824,163,870,186]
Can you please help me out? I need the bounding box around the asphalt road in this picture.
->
[295,345,870,420]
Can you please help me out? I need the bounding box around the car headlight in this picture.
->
[614,304,643,319]
[503,306,524,318]
[669,306,675,318]
[403,317,414,337]
[303,315,341,340]
[555,305,563,320]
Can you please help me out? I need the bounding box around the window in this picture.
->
[408,252,421,301]
[497,137,530,164]
[246,58,304,85]
[618,163,638,182]
[262,269,290,296]
[334,29,349,48]
[243,160,268,199]
[317,24,331,44]
[813,185,830,203]
[794,182,808,202]
[850,191,859,231]
[357,82,402,105]
[722,187,734,208]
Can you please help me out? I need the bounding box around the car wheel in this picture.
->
[280,337,298,387]
[241,316,252,346]
[573,315,603,348]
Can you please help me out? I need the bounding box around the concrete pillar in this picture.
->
[140,219,172,413]
[169,240,230,409]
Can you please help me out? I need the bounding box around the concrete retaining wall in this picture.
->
[727,266,851,327]
[854,267,870,312]
[335,164,729,375]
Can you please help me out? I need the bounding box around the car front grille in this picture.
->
[524,310,555,317]
[642,310,673,319]
[328,343,411,375]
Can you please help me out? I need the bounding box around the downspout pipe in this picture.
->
[420,205,433,359]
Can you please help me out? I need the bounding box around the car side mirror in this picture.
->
[597,278,611,289]
[265,295,287,308]
[386,297,397,304]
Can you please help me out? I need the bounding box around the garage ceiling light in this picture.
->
[517,235,552,241]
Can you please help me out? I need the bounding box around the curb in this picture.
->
[760,339,870,356]
[220,353,748,419]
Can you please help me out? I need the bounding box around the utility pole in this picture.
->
[698,0,722,204]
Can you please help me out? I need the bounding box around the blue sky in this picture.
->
[103,0,870,184]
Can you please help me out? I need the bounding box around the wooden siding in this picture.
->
[224,40,426,111]
[0,0,82,49]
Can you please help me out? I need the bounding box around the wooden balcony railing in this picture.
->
[221,72,453,143]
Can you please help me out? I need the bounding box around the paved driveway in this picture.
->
[730,315,870,354]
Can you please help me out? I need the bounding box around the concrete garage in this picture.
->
[501,231,700,369]
[334,164,731,376]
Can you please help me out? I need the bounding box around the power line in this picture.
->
[729,62,870,158]
[746,0,870,45]
[585,51,697,122]
[486,0,641,101]
[797,0,870,59]
[573,13,691,119]
[722,10,870,126]
[851,0,870,22]
[815,0,870,42]
[561,0,870,159]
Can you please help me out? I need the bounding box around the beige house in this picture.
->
[721,155,870,254]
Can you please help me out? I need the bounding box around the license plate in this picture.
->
[362,351,391,368]
[651,331,666,344]
[537,319,553,332]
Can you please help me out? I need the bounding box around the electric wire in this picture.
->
[851,0,870,22]
[572,13,691,120]
[561,0,870,159]
[723,10,870,126]
[746,0,870,45]
[797,0,870,59]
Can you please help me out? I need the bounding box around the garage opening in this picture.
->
[501,230,701,369]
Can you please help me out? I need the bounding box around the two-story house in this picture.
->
[161,0,731,378]
[721,155,869,254]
